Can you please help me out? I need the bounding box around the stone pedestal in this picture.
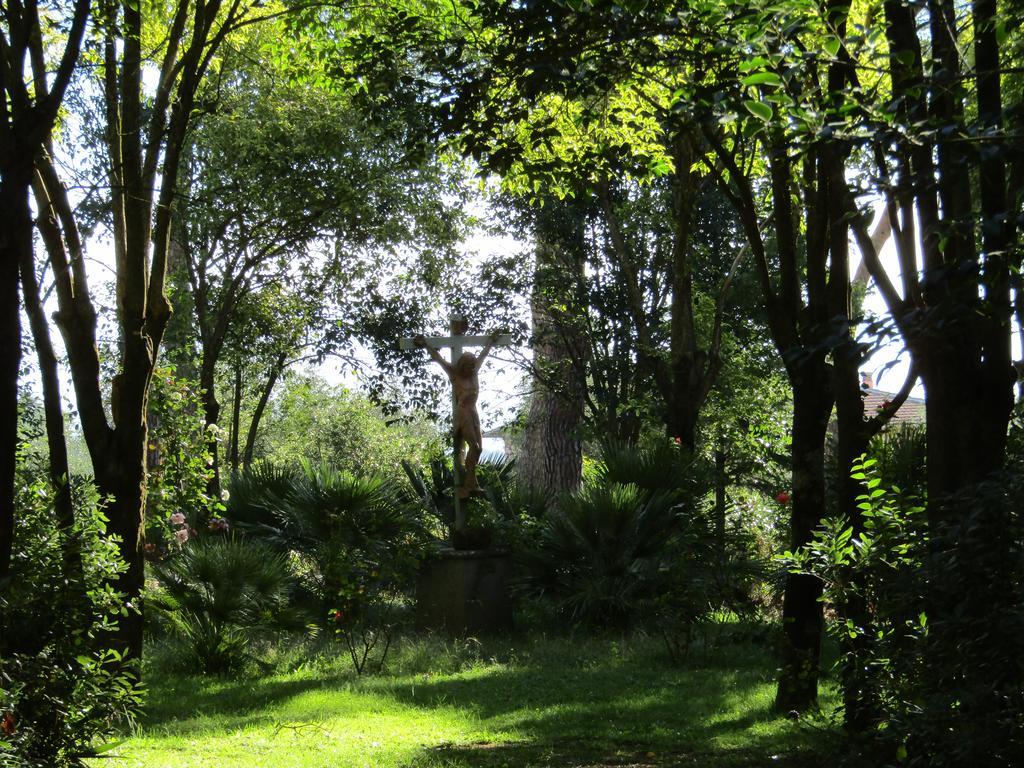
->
[416,547,513,635]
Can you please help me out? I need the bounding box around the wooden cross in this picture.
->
[401,314,514,541]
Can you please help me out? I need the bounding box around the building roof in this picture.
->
[862,387,926,425]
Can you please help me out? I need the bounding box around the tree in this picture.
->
[32,0,275,659]
[0,0,90,578]
[517,195,588,496]
[168,35,462,489]
[837,0,1024,727]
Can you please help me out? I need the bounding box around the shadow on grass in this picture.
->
[388,660,810,748]
[139,635,833,766]
[418,739,823,768]
[142,674,350,727]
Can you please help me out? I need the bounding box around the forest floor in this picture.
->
[95,626,838,767]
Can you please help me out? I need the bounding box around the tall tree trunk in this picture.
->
[832,347,878,728]
[92,426,148,659]
[0,176,29,579]
[243,353,286,470]
[19,240,75,541]
[775,368,833,713]
[664,134,714,453]
[0,0,89,582]
[518,200,585,497]
[229,361,242,472]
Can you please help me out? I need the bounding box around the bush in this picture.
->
[227,460,428,626]
[253,376,439,475]
[515,440,765,638]
[521,481,684,628]
[516,441,704,629]
[149,537,304,675]
[0,452,142,766]
[402,454,543,547]
[790,456,1024,766]
[146,367,221,550]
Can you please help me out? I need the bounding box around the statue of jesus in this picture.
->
[414,330,501,497]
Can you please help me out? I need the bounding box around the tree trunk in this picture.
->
[921,352,1012,519]
[775,370,832,713]
[19,240,75,541]
[831,346,878,730]
[518,200,585,497]
[0,176,28,579]
[229,362,242,472]
[665,134,713,453]
[243,353,286,470]
[92,422,148,660]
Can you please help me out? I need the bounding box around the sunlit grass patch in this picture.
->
[95,630,837,767]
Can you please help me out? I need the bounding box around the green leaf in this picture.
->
[90,740,127,756]
[823,37,842,57]
[738,56,770,72]
[741,72,782,88]
[743,100,773,122]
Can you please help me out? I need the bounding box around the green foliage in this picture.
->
[517,440,768,634]
[0,456,142,765]
[596,438,704,493]
[869,424,926,500]
[227,460,428,626]
[149,538,304,676]
[788,457,1024,765]
[402,453,538,547]
[254,376,439,476]
[146,367,220,549]
[517,442,694,628]
[519,481,683,628]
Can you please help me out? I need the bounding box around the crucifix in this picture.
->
[401,315,513,541]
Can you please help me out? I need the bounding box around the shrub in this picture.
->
[146,367,221,550]
[149,538,305,675]
[1,454,142,765]
[227,460,428,625]
[789,457,1024,766]
[401,454,540,547]
[517,480,684,628]
[513,440,770,639]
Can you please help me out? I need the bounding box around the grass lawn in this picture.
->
[97,628,838,768]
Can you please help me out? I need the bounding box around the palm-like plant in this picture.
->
[518,482,684,628]
[402,454,528,541]
[226,462,301,532]
[597,439,704,497]
[227,460,426,619]
[870,424,926,499]
[150,538,301,674]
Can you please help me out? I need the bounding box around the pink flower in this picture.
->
[174,528,189,544]
[170,512,186,526]
[208,517,229,532]
[672,437,682,445]
[775,491,791,504]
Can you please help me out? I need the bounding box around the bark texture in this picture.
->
[518,200,586,497]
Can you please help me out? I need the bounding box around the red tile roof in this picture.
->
[862,387,926,425]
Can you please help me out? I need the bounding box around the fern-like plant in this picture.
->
[150,538,302,674]
[518,482,684,628]
[227,460,427,623]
